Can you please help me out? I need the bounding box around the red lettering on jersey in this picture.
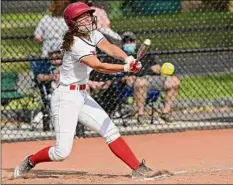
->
[91,51,96,56]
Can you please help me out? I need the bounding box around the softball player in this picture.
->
[14,2,157,179]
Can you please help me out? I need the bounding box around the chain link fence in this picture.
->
[1,0,233,142]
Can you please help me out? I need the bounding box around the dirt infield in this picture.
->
[2,129,233,184]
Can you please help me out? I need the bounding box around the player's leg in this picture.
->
[78,94,155,177]
[13,89,85,178]
[87,80,111,94]
[150,75,180,122]
[133,77,148,117]
[79,94,140,168]
[163,75,180,113]
[122,75,137,87]
[123,75,144,117]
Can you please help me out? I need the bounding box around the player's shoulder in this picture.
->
[90,30,105,44]
[71,31,104,50]
[71,37,93,54]
[72,37,84,48]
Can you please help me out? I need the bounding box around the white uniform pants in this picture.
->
[48,85,120,161]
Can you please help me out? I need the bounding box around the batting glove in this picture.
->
[124,60,142,73]
[124,56,135,64]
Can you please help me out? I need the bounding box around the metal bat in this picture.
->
[135,39,151,64]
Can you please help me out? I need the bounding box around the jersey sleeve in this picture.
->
[71,43,95,62]
[93,30,105,46]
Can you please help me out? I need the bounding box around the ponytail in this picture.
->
[61,30,74,51]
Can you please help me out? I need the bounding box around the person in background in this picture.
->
[36,44,62,91]
[121,32,180,124]
[86,80,112,94]
[34,0,69,57]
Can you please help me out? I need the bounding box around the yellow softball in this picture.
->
[161,62,175,75]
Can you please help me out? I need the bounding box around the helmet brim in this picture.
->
[72,8,95,21]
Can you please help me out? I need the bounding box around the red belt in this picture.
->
[69,84,86,91]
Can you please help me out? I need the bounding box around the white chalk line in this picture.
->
[138,166,233,181]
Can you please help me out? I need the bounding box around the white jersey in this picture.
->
[60,30,105,85]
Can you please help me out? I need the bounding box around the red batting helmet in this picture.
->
[63,2,95,28]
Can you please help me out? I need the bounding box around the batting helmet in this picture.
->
[63,2,95,28]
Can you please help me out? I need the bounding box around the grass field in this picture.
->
[2,11,232,33]
[2,11,233,59]
[2,30,233,59]
[1,62,30,73]
[178,73,233,99]
[2,73,233,110]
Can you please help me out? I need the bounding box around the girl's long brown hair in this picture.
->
[61,30,75,51]
[61,27,88,51]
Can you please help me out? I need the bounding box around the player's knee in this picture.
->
[175,76,181,87]
[55,149,70,161]
[104,126,121,144]
[165,76,180,89]
[49,146,71,161]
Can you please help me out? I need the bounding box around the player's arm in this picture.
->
[81,55,141,74]
[37,74,57,81]
[81,55,124,74]
[97,39,128,62]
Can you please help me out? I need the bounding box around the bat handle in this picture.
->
[135,57,140,64]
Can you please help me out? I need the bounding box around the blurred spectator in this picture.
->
[34,0,69,57]
[86,80,112,94]
[121,32,180,123]
[36,44,62,91]
[82,0,122,42]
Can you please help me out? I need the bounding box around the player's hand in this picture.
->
[124,56,135,64]
[52,73,60,81]
[50,59,63,66]
[130,61,142,73]
[124,60,142,73]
